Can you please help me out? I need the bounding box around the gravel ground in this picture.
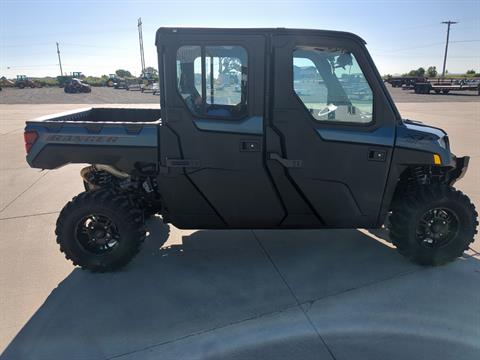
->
[0,87,160,104]
[0,84,478,104]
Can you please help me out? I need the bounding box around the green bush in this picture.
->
[32,77,59,87]
[84,76,109,87]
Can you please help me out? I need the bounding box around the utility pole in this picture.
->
[138,18,146,75]
[441,21,457,78]
[56,42,63,76]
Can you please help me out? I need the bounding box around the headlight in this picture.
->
[438,135,449,150]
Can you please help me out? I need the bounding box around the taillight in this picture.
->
[24,131,38,153]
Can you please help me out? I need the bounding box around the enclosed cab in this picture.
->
[24,28,477,272]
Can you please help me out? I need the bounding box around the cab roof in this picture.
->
[155,27,366,45]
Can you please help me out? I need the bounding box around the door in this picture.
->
[157,31,285,228]
[267,35,397,228]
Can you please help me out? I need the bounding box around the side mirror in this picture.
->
[335,53,353,69]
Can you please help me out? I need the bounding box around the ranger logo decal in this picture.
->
[46,134,120,143]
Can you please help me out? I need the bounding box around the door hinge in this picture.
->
[269,152,302,168]
[160,158,201,173]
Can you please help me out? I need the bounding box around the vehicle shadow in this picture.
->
[0,218,435,360]
[418,92,480,97]
[434,93,479,97]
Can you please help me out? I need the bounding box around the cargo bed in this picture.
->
[24,107,161,173]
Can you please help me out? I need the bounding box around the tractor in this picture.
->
[15,75,42,89]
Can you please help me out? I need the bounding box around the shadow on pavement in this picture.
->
[429,92,480,97]
[2,217,478,360]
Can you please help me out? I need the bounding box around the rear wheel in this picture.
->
[56,189,146,272]
[389,185,478,265]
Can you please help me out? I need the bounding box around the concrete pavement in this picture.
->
[0,102,479,359]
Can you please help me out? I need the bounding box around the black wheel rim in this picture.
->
[416,208,459,248]
[75,214,120,254]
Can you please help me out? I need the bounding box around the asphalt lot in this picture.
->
[0,100,479,359]
[0,84,479,104]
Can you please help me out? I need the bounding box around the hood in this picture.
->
[396,119,451,161]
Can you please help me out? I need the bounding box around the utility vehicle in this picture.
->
[64,78,91,93]
[24,28,477,271]
[57,72,84,88]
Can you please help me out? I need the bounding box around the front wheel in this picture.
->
[389,185,478,266]
[55,189,146,272]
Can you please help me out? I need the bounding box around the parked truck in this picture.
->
[24,28,477,272]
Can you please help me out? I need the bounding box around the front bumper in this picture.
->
[450,156,470,185]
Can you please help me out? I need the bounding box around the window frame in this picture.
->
[175,44,250,121]
[291,46,376,127]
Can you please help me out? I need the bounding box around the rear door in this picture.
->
[267,34,397,227]
[157,30,284,228]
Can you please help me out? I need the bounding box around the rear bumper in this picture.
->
[450,156,470,185]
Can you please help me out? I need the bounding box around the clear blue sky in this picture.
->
[1,0,479,77]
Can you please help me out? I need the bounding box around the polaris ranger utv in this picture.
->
[24,28,477,271]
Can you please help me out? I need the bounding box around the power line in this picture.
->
[373,39,479,55]
[1,27,134,40]
[441,20,458,77]
[6,64,59,68]
[61,42,130,50]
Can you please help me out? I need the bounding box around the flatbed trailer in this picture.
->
[414,79,480,95]
[385,76,427,88]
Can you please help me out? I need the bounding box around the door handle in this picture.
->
[240,140,260,152]
[269,153,302,168]
[368,149,387,162]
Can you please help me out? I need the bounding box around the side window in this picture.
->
[176,45,248,118]
[176,45,202,105]
[293,47,373,124]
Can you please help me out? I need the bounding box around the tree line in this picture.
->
[385,67,478,78]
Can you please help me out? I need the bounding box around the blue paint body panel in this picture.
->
[316,126,395,147]
[395,120,453,165]
[26,123,158,166]
[24,108,160,170]
[193,116,263,135]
